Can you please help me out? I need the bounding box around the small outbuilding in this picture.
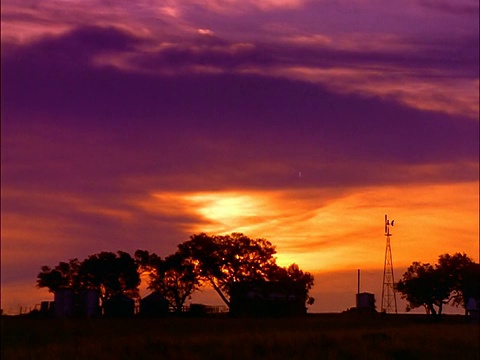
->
[37,301,55,317]
[466,297,479,321]
[139,291,169,317]
[355,292,376,313]
[103,294,135,317]
[230,281,307,317]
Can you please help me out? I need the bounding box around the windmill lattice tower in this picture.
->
[381,214,397,314]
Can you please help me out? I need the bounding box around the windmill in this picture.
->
[381,214,397,314]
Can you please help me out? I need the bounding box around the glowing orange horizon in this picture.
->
[141,181,479,272]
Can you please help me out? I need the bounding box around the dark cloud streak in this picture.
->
[2,26,478,200]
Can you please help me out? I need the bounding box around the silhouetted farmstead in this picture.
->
[230,281,308,316]
[139,291,169,317]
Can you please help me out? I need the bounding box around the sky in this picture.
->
[1,0,479,314]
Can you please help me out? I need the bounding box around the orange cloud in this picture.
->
[138,181,478,272]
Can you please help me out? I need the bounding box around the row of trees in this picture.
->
[37,233,314,312]
[38,231,477,317]
[396,253,480,316]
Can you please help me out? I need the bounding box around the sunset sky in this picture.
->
[1,0,478,314]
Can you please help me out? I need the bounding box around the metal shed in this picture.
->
[103,294,135,317]
[139,291,169,317]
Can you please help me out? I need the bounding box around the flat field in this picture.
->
[1,314,479,359]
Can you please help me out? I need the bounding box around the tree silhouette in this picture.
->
[135,250,200,313]
[78,251,140,302]
[436,253,480,309]
[177,233,278,308]
[152,253,200,313]
[396,253,479,316]
[396,262,449,316]
[134,249,162,274]
[176,233,316,310]
[267,263,315,305]
[37,258,81,293]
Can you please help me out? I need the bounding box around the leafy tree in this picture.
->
[396,262,449,316]
[78,251,140,302]
[37,258,81,293]
[147,252,201,313]
[134,249,162,274]
[177,233,278,307]
[268,263,315,305]
[436,253,479,309]
[396,253,479,316]
[178,233,310,309]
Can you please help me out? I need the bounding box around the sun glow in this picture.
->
[182,192,275,232]
[140,182,479,273]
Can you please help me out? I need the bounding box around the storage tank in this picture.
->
[54,289,74,317]
[356,292,375,309]
[80,289,100,317]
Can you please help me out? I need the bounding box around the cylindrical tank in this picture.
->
[54,289,74,317]
[356,292,375,309]
[81,289,100,317]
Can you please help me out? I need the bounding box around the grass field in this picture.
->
[1,314,479,359]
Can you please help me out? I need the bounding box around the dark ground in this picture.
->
[1,313,479,359]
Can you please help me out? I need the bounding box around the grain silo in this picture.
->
[79,289,100,317]
[54,289,74,317]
